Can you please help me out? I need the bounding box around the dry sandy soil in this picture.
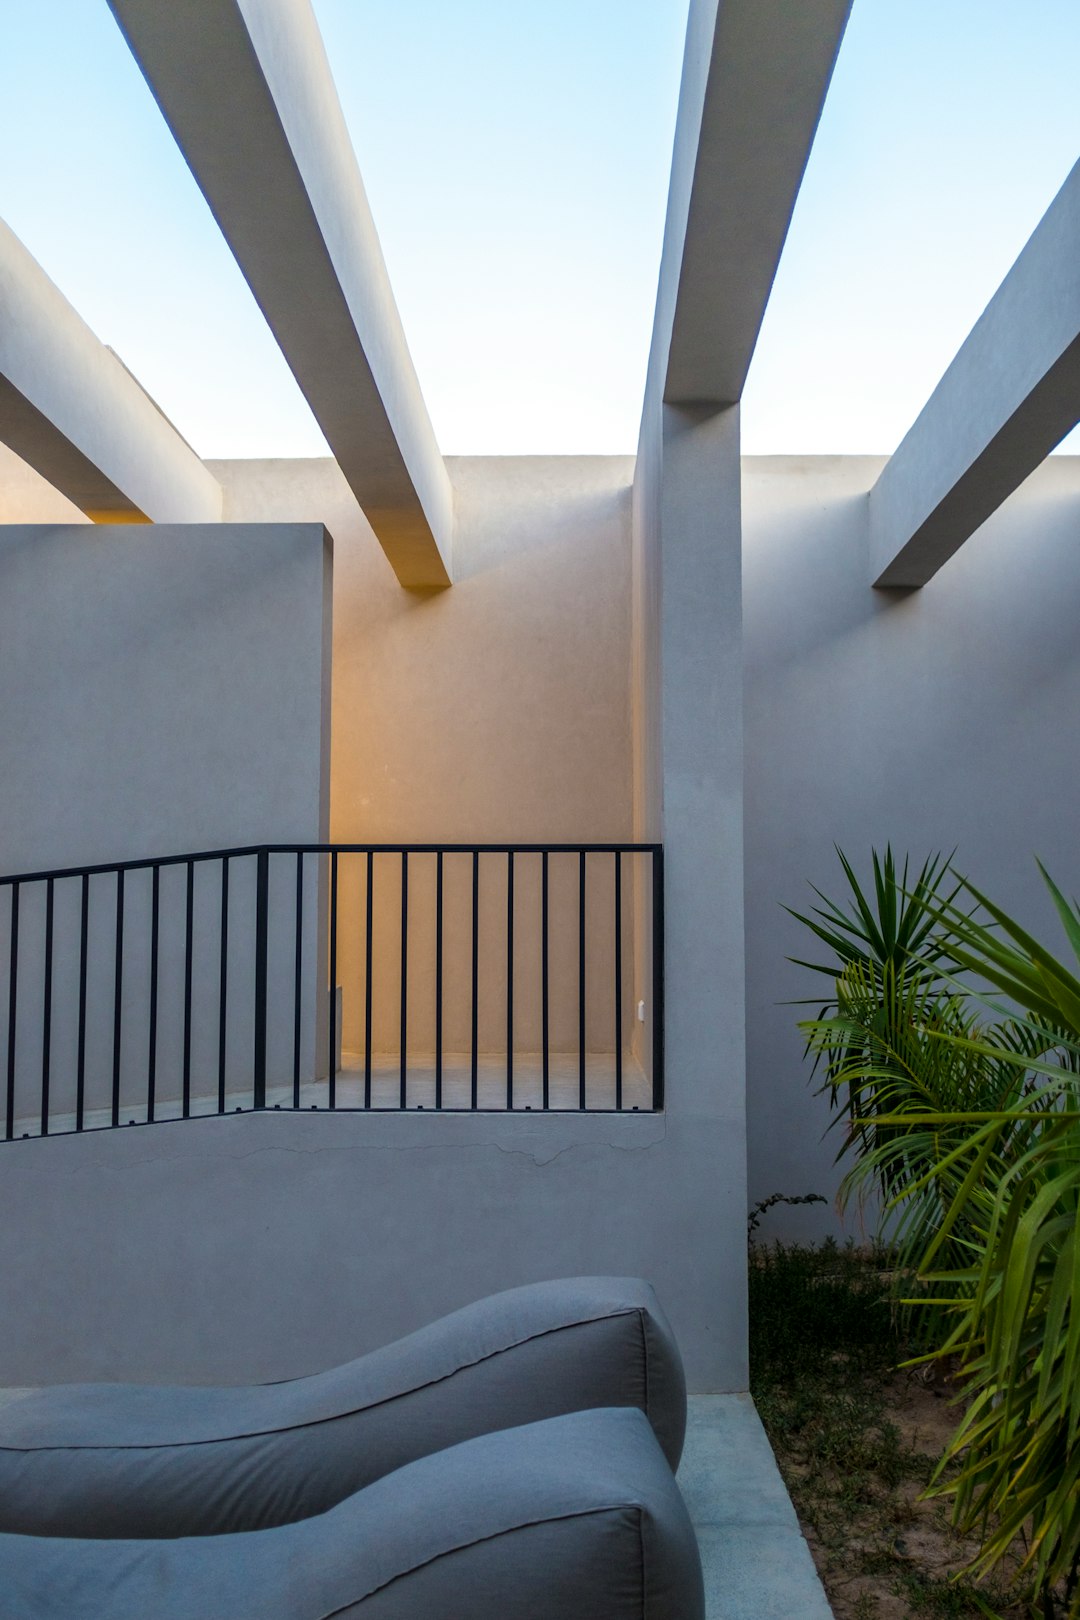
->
[782,1367,1033,1620]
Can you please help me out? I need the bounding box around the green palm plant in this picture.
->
[909,1109,1080,1617]
[789,849,1029,1284]
[793,854,1080,1616]
[892,866,1080,1617]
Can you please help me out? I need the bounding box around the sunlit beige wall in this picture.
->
[0,452,641,1066]
[209,456,640,1062]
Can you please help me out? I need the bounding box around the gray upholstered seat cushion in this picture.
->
[0,1276,685,1538]
[0,1409,704,1620]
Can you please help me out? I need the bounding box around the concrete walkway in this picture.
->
[680,1395,834,1619]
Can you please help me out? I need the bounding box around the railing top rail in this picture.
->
[0,842,663,889]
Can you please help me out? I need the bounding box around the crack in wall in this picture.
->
[0,1115,669,1178]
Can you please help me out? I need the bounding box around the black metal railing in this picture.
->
[0,843,664,1139]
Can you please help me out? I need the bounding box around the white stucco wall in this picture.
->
[743,454,1080,1240]
[0,521,331,873]
[0,460,747,1393]
[0,521,332,1125]
[4,450,1074,1386]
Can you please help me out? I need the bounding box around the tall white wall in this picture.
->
[7,452,1073,1382]
[0,522,332,1126]
[0,521,331,873]
[0,459,753,1394]
[743,455,1080,1239]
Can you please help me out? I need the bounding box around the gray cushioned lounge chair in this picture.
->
[0,1276,685,1538]
[0,1408,704,1620]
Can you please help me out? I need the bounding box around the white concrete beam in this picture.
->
[870,160,1080,589]
[109,0,453,588]
[0,219,222,523]
[656,0,852,407]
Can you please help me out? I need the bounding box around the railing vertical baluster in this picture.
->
[329,850,338,1108]
[40,878,54,1135]
[293,851,303,1109]
[5,883,17,1141]
[0,840,661,1139]
[182,860,194,1119]
[218,857,229,1113]
[506,851,514,1109]
[651,847,665,1110]
[399,852,408,1107]
[253,848,269,1110]
[541,852,549,1110]
[471,850,479,1109]
[76,874,88,1132]
[435,851,443,1109]
[578,850,586,1109]
[364,851,373,1108]
[111,870,124,1129]
[614,850,623,1111]
[147,865,160,1123]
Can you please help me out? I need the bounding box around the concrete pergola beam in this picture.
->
[871,159,1080,589]
[657,0,852,407]
[110,0,453,588]
[0,219,222,523]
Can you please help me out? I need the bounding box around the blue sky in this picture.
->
[0,1,1077,458]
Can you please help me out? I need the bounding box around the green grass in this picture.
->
[749,1235,897,1385]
